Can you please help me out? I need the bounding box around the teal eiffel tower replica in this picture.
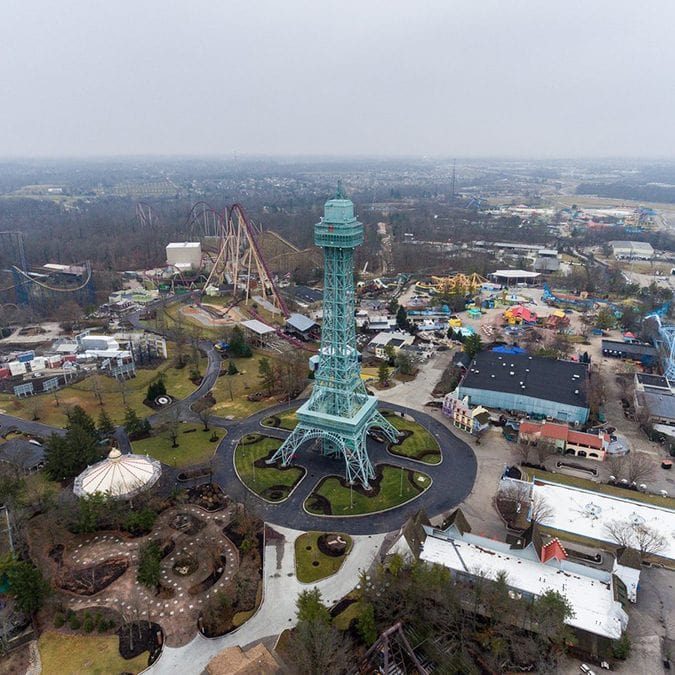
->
[268,186,398,488]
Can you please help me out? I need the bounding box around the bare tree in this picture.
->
[513,439,531,465]
[606,454,626,481]
[167,407,180,449]
[604,519,667,560]
[197,405,212,432]
[529,493,554,525]
[625,452,656,485]
[534,439,557,466]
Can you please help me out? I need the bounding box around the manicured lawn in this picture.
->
[132,426,223,467]
[0,342,205,428]
[305,465,431,515]
[210,354,281,420]
[38,631,148,675]
[295,531,353,583]
[383,411,441,465]
[261,409,298,430]
[234,434,304,502]
[524,467,674,509]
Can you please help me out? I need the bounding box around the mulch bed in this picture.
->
[188,554,227,595]
[169,512,206,535]
[118,621,163,663]
[187,483,228,511]
[58,558,128,596]
[317,533,348,557]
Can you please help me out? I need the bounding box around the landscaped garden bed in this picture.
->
[118,620,163,665]
[295,531,353,583]
[304,464,431,516]
[261,410,298,431]
[186,483,228,511]
[57,557,129,596]
[382,410,442,465]
[200,506,264,637]
[234,434,305,502]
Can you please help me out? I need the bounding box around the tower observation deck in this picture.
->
[268,187,398,488]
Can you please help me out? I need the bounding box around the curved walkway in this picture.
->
[210,400,477,535]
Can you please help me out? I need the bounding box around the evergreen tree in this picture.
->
[229,326,252,358]
[227,360,238,375]
[97,409,115,438]
[396,305,408,329]
[124,407,150,439]
[65,405,97,438]
[377,361,390,387]
[146,376,167,401]
[6,560,50,615]
[45,423,101,480]
[463,333,483,359]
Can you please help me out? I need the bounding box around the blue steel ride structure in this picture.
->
[268,187,398,488]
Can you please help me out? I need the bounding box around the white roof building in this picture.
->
[531,479,675,562]
[610,241,654,260]
[420,533,628,640]
[73,449,162,499]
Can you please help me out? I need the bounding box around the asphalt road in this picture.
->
[210,399,477,534]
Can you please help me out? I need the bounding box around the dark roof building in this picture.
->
[601,339,656,363]
[0,438,45,473]
[457,352,590,424]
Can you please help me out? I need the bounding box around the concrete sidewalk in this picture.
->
[149,526,386,674]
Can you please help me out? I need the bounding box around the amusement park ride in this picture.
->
[0,230,95,310]
[139,201,290,317]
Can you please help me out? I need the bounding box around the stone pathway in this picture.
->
[63,504,240,647]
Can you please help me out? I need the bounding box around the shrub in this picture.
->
[97,621,108,633]
[613,633,631,660]
[137,541,162,589]
[83,617,94,633]
[69,616,81,630]
[53,613,65,628]
[123,507,157,536]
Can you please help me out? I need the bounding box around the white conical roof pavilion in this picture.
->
[73,448,162,499]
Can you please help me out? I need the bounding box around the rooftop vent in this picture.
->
[574,389,579,394]
[510,371,515,376]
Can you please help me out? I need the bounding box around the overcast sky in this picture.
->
[1,0,674,158]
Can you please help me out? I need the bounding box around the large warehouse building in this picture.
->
[166,242,202,271]
[457,352,590,423]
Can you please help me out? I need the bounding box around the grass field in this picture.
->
[524,467,675,509]
[306,465,431,515]
[234,434,304,501]
[38,631,148,675]
[261,409,298,430]
[294,531,352,583]
[384,412,441,464]
[333,600,367,631]
[0,343,204,428]
[210,354,281,419]
[132,425,223,467]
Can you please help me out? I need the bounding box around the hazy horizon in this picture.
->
[2,0,674,159]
